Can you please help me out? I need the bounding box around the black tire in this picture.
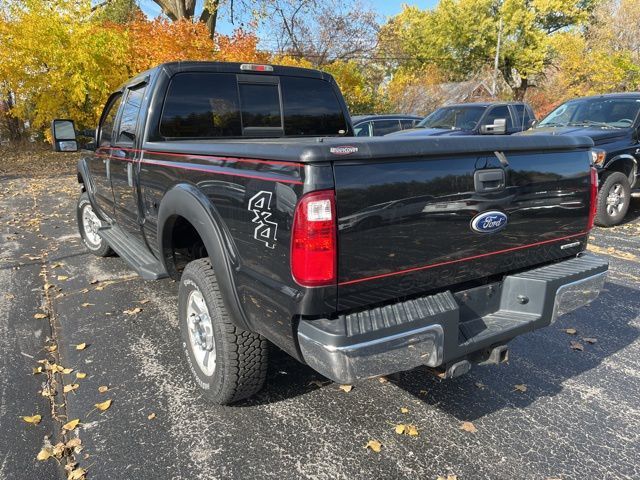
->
[77,192,113,257]
[595,172,631,227]
[178,258,268,405]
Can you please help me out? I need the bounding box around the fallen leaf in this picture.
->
[147,412,156,420]
[400,407,409,414]
[562,328,577,335]
[21,414,42,425]
[33,366,43,375]
[570,341,584,351]
[406,425,419,436]
[66,438,82,449]
[81,303,94,308]
[460,421,477,433]
[123,307,142,315]
[62,368,73,375]
[45,345,57,352]
[364,440,382,452]
[62,419,80,431]
[36,448,52,461]
[474,382,486,390]
[63,384,79,393]
[67,467,87,480]
[90,279,99,284]
[95,399,112,411]
[75,343,87,351]
[44,283,53,291]
[436,476,458,480]
[139,299,150,304]
[395,424,406,435]
[339,384,353,393]
[513,384,527,393]
[419,389,428,395]
[56,275,68,281]
[34,313,48,319]
[76,372,87,379]
[378,376,388,383]
[98,385,109,393]
[52,442,65,457]
[583,337,598,344]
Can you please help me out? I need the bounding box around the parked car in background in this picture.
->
[352,114,423,136]
[520,93,640,227]
[392,102,536,137]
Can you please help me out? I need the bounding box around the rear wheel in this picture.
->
[178,258,268,405]
[595,172,631,227]
[77,192,113,257]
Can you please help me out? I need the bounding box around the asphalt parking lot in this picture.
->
[1,167,639,480]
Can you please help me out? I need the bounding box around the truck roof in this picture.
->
[133,61,329,82]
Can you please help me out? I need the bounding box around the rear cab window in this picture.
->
[159,72,348,139]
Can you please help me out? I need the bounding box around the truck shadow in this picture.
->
[246,281,639,420]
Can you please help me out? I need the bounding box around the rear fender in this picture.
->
[157,183,251,331]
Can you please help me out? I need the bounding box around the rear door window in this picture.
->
[513,104,533,128]
[372,119,401,136]
[117,83,147,144]
[400,119,418,129]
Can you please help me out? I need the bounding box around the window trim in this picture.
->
[98,92,124,148]
[114,81,149,147]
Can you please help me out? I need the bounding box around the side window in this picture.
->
[160,73,241,138]
[400,119,417,130]
[117,84,147,144]
[513,104,533,128]
[354,122,372,137]
[373,119,401,136]
[482,106,512,130]
[98,94,123,147]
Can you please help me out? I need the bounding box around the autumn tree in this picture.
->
[0,0,130,133]
[379,0,595,100]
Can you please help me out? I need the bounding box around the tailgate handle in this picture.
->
[474,169,505,192]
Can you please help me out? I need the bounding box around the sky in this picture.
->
[137,0,439,36]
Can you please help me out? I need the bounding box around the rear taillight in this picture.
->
[587,167,598,230]
[291,190,337,287]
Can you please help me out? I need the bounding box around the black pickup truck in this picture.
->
[52,62,608,405]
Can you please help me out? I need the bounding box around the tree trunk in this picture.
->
[200,0,221,41]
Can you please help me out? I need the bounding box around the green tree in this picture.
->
[379,0,595,99]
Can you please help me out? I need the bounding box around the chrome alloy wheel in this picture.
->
[82,204,102,247]
[186,289,216,376]
[606,182,626,216]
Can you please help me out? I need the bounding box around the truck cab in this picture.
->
[520,93,640,226]
[392,102,536,138]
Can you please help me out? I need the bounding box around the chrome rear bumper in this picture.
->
[298,253,608,384]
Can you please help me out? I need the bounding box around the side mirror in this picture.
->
[529,119,538,128]
[51,119,78,152]
[480,118,507,135]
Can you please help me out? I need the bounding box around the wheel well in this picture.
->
[162,215,209,280]
[606,158,637,184]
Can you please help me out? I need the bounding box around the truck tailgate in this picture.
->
[334,147,593,311]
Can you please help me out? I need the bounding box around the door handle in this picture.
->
[474,168,505,192]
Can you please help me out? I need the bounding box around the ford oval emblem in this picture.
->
[471,211,508,234]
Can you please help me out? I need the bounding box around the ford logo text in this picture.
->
[471,211,508,234]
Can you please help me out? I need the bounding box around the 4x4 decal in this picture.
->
[248,191,278,249]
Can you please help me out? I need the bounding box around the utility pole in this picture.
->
[492,17,503,98]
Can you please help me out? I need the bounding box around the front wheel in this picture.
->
[595,172,631,227]
[178,258,268,405]
[77,192,113,257]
